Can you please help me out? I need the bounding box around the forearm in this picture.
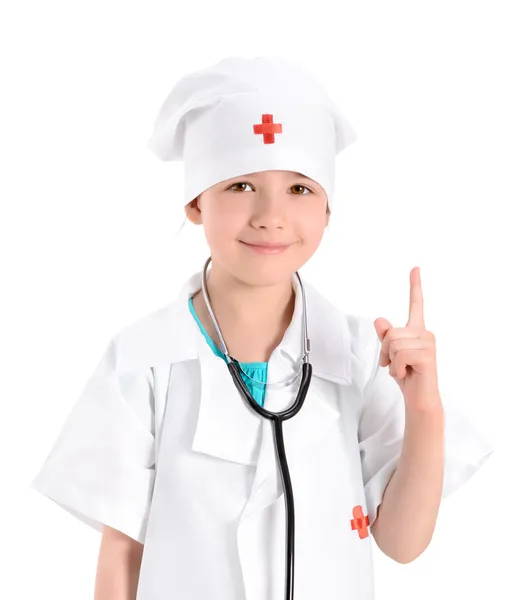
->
[94,526,144,600]
[371,399,444,563]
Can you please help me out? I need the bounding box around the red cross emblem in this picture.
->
[351,505,370,539]
[253,114,283,144]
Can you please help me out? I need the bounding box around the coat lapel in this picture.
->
[191,332,264,466]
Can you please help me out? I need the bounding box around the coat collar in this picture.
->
[117,268,353,388]
[171,268,353,386]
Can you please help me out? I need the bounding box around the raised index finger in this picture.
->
[407,266,425,329]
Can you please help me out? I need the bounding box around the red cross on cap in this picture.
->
[253,114,283,144]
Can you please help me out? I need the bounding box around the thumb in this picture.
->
[374,317,392,342]
[374,317,393,368]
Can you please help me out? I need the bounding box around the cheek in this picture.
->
[299,213,328,248]
[202,208,242,249]
[304,229,327,257]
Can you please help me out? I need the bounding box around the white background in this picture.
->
[1,0,519,598]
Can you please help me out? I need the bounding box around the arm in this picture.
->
[94,525,145,600]
[371,400,444,563]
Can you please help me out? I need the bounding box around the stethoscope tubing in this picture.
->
[227,360,312,600]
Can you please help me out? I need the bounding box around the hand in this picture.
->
[374,267,441,410]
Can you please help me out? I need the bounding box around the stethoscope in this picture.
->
[201,256,312,600]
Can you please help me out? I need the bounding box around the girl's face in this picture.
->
[185,170,330,287]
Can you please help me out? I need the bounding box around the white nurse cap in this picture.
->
[146,55,357,212]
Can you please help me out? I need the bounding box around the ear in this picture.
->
[185,195,203,225]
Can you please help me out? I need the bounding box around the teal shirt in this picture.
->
[188,297,268,407]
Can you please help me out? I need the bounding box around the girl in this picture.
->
[31,55,493,600]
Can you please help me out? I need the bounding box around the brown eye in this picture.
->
[291,185,312,195]
[228,182,254,192]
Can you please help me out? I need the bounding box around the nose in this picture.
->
[250,192,286,230]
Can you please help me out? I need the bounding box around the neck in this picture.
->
[204,260,295,330]
[192,259,296,362]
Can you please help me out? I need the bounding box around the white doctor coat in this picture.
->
[31,269,493,600]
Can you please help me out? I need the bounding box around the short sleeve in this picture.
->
[357,323,494,528]
[30,337,156,544]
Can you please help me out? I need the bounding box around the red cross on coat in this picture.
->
[351,505,370,539]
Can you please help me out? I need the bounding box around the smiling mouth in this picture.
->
[241,241,291,248]
[240,240,293,254]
